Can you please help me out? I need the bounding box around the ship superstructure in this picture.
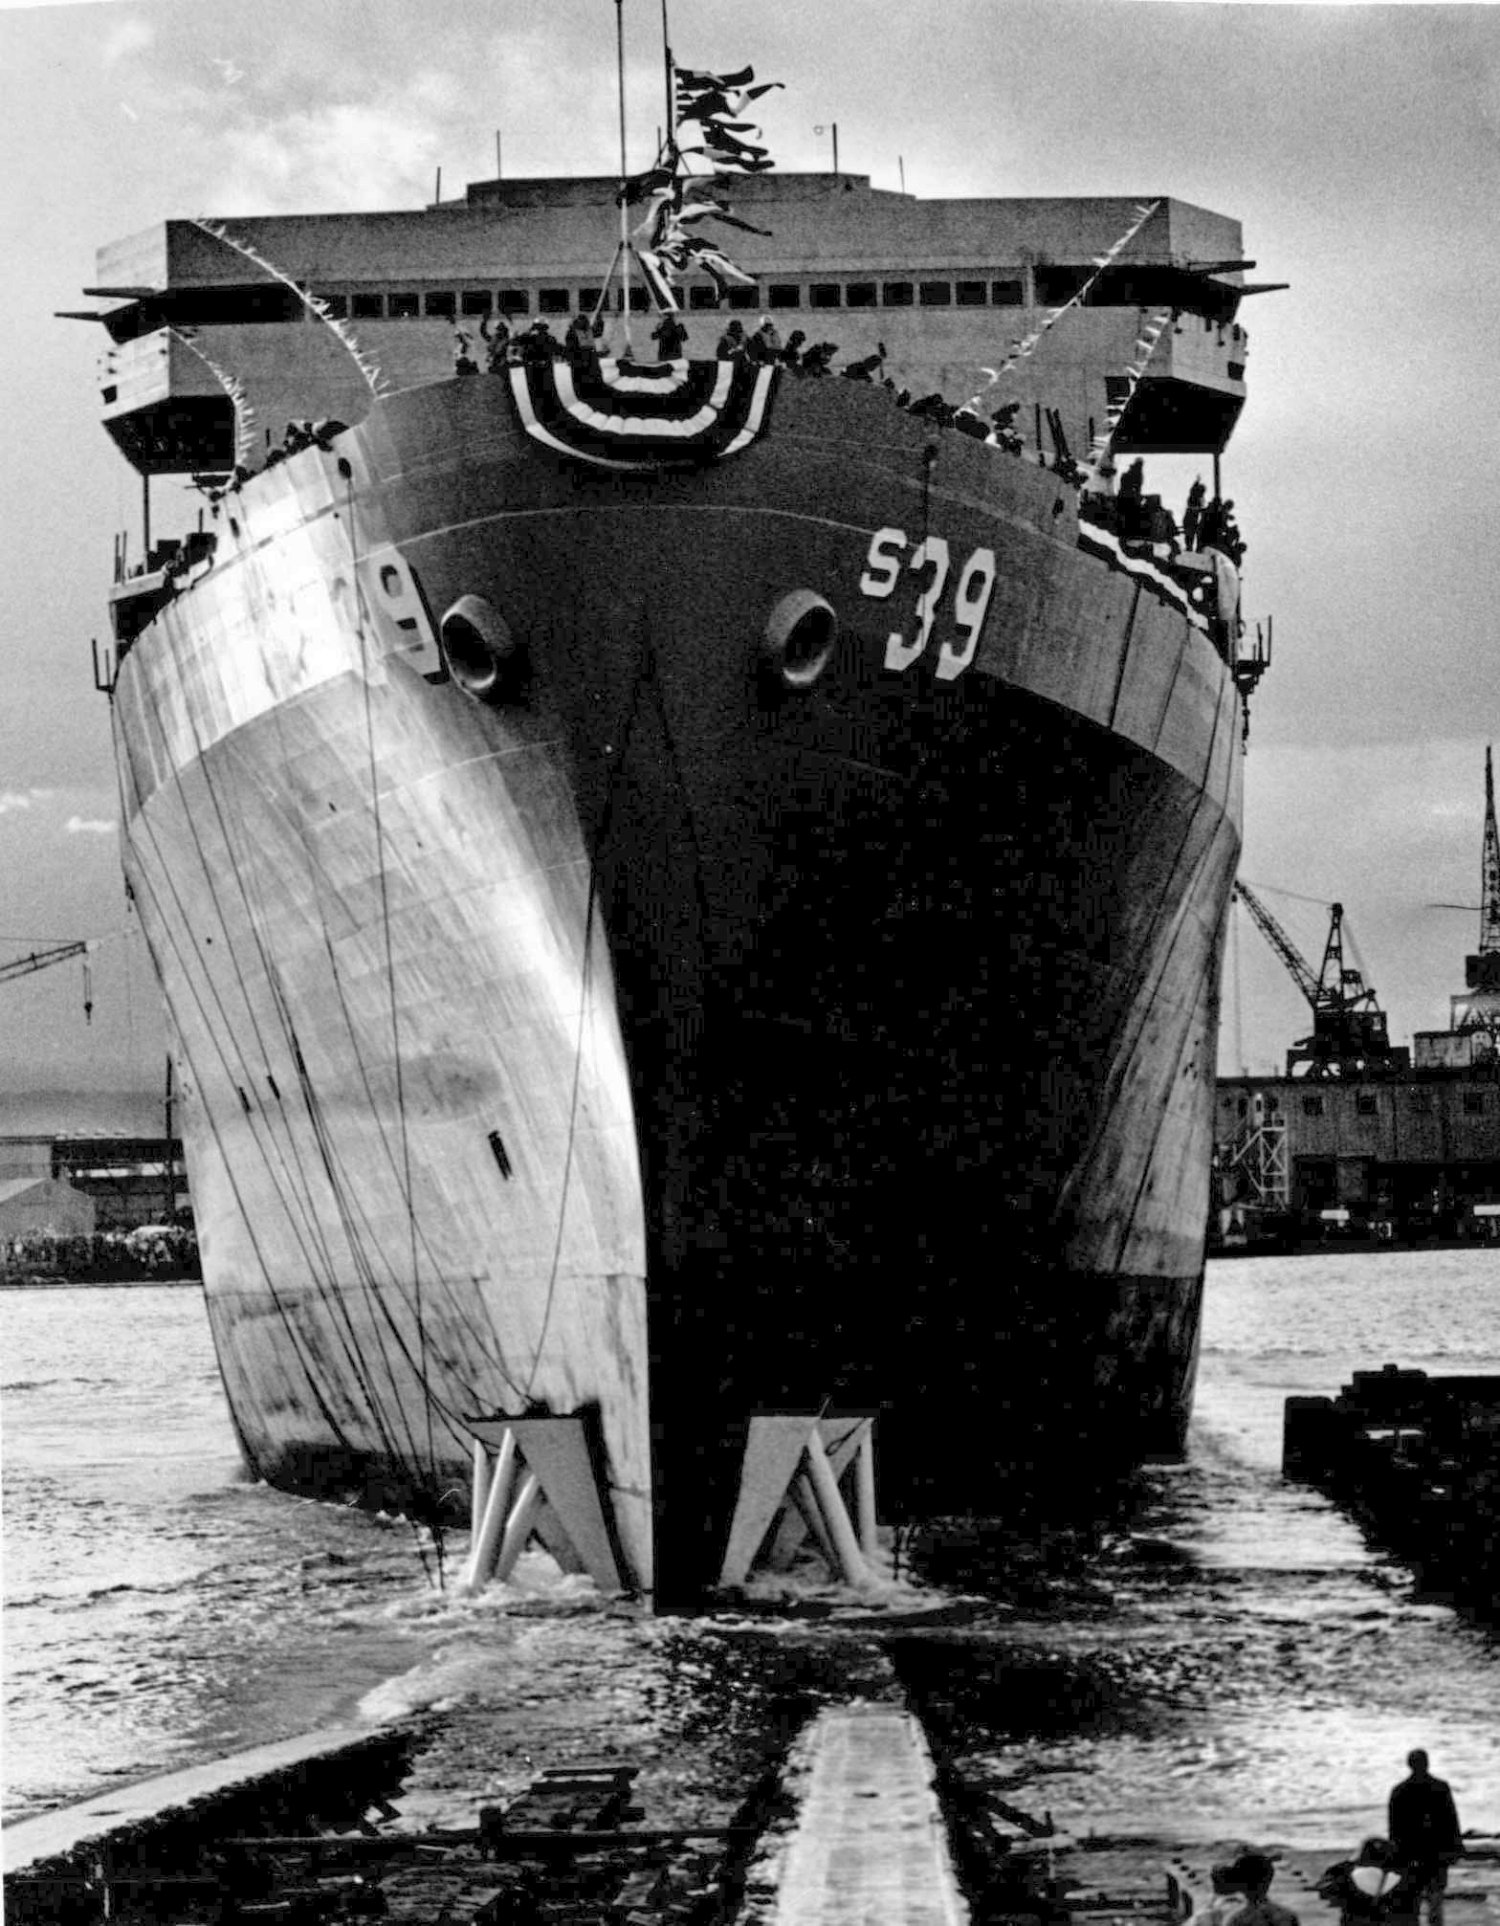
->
[78,167,1267,1598]
[89,174,1252,492]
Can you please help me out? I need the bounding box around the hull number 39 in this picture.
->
[858,526,997,680]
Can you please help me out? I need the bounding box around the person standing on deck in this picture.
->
[565,312,600,365]
[478,314,510,371]
[651,311,688,360]
[1388,1751,1463,1926]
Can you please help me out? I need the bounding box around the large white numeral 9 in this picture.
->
[357,544,446,682]
[936,547,996,680]
[885,536,950,672]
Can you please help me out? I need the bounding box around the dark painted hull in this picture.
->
[112,371,1241,1595]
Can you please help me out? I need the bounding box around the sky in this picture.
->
[1,0,1498,1124]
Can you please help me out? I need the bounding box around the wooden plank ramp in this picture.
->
[760,1701,968,1925]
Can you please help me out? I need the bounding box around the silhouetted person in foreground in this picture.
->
[1389,1751,1463,1926]
[1240,1855,1300,1926]
[1199,1858,1253,1926]
[1220,1851,1299,1926]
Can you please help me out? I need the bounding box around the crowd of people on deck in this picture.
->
[449,313,607,373]
[452,310,858,377]
[1197,1752,1467,1926]
[445,315,1247,569]
[1079,458,1246,569]
[202,294,1255,580]
[257,417,350,478]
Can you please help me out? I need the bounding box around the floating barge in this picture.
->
[1284,1364,1500,1613]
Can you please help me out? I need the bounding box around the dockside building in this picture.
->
[1215,1059,1500,1234]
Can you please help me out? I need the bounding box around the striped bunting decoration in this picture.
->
[1077,521,1207,632]
[507,354,779,470]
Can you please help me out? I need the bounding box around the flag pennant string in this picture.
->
[168,325,256,472]
[1081,305,1172,478]
[965,200,1162,409]
[674,60,756,91]
[617,52,782,315]
[191,217,387,397]
[672,195,773,236]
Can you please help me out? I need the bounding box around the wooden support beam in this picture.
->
[803,1428,872,1586]
[458,1429,518,1593]
[462,1415,631,1593]
[717,1413,880,1589]
[470,1437,491,1544]
[493,1471,544,1583]
[855,1426,878,1558]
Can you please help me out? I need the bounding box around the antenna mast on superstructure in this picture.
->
[1454,745,1500,1040]
[614,0,634,351]
[1480,745,1500,961]
[661,0,674,141]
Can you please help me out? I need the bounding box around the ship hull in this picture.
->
[112,372,1241,1596]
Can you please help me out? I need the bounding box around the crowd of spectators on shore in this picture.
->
[2,1224,200,1280]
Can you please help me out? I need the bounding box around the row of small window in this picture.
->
[316,277,1030,323]
[1299,1093,1489,1116]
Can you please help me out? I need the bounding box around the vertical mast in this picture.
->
[1482,745,1500,957]
[661,0,674,148]
[163,1054,175,1222]
[615,0,633,349]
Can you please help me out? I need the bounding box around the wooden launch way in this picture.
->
[0,1724,390,1879]
[1,1705,970,1924]
[756,1703,969,1924]
[20,1691,1493,1925]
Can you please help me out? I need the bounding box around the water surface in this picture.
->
[5,1251,1499,1844]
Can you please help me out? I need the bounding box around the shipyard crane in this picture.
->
[1232,883,1396,1077]
[0,940,94,1022]
[1426,747,1500,1049]
[1455,745,1500,1037]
